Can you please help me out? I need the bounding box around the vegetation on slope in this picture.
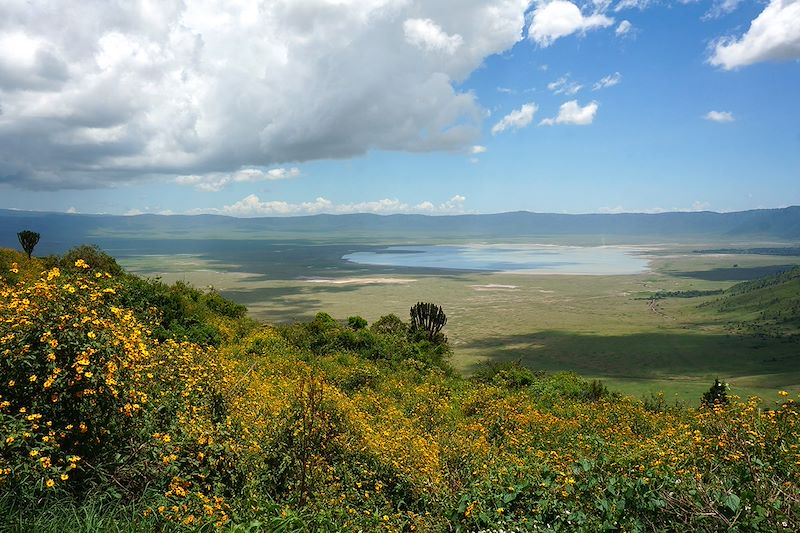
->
[705,265,800,337]
[1,247,798,532]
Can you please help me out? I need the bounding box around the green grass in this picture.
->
[0,495,160,533]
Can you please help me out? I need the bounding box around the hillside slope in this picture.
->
[710,266,800,334]
[1,247,798,531]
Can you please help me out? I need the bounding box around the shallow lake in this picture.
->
[343,244,651,275]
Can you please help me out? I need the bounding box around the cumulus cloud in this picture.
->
[547,75,583,95]
[195,194,468,217]
[704,110,735,122]
[404,18,464,54]
[709,0,800,69]
[470,145,488,154]
[491,103,538,134]
[539,100,599,125]
[0,0,531,190]
[616,20,633,35]
[175,167,300,192]
[592,72,622,90]
[529,1,614,47]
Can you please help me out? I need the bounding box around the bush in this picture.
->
[347,316,368,330]
[370,314,407,336]
[0,265,151,500]
[701,378,730,408]
[53,245,125,276]
[472,361,543,389]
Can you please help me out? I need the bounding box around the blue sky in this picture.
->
[0,0,798,216]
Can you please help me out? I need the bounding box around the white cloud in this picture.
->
[614,0,654,11]
[66,206,78,214]
[539,100,599,125]
[195,194,468,217]
[709,0,800,69]
[593,72,622,90]
[529,1,614,47]
[704,0,745,19]
[0,0,532,190]
[598,201,711,214]
[616,20,632,35]
[404,18,464,55]
[470,145,487,154]
[547,75,583,95]
[704,110,735,122]
[175,167,300,192]
[491,103,538,134]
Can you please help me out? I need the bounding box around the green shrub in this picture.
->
[472,361,543,389]
[370,314,407,336]
[347,316,368,330]
[55,245,125,276]
[701,378,730,408]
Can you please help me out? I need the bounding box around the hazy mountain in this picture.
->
[1,206,799,255]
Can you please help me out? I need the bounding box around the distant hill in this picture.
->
[1,206,799,254]
[709,265,800,335]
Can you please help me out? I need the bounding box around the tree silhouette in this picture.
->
[409,302,447,341]
[17,230,40,259]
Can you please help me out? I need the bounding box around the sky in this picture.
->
[0,0,798,217]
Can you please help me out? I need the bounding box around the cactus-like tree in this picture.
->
[410,302,447,341]
[17,230,40,259]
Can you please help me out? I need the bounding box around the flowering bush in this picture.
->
[1,248,798,531]
[0,261,151,496]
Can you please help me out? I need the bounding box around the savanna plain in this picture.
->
[118,236,800,402]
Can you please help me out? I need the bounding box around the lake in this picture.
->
[343,244,651,275]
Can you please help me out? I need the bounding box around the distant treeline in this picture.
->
[653,289,725,299]
[693,247,800,256]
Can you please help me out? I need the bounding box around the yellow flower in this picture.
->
[46,479,55,488]
[60,474,69,481]
[74,259,89,269]
[29,450,39,457]
[87,332,96,339]
[5,436,13,444]
[29,375,37,382]
[778,390,789,397]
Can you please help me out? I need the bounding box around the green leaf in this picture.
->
[723,493,741,513]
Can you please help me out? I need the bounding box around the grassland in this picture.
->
[114,239,800,403]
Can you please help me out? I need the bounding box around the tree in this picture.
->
[701,378,729,408]
[17,230,40,259]
[409,302,447,342]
